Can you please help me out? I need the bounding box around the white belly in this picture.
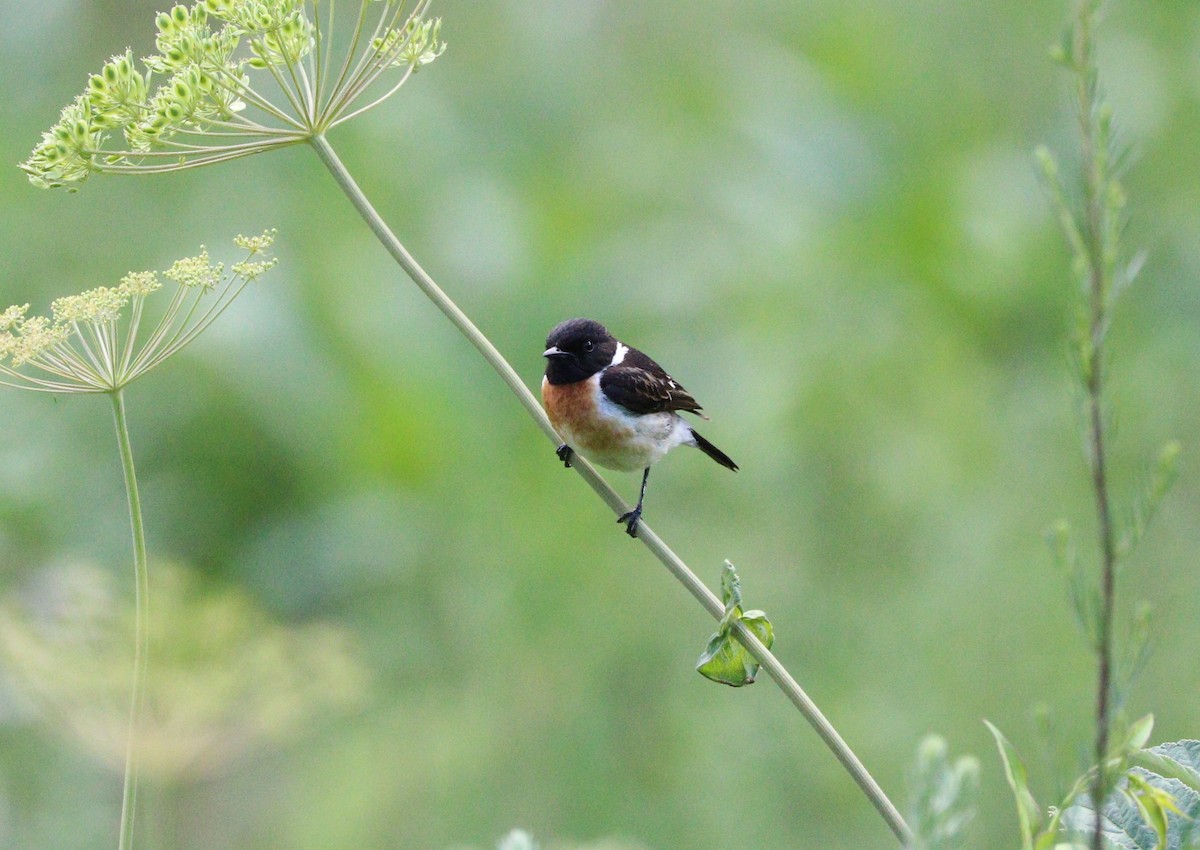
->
[544,373,694,472]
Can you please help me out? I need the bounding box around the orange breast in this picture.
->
[542,376,638,469]
[542,377,594,430]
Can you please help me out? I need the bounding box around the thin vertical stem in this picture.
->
[1069,4,1118,845]
[306,132,913,845]
[111,389,149,850]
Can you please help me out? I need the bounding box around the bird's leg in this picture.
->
[555,443,574,468]
[618,467,651,538]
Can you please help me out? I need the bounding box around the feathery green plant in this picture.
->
[1035,2,1179,843]
[19,0,914,842]
[0,233,275,850]
[985,2,1181,847]
[905,736,979,850]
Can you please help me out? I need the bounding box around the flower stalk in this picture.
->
[111,388,149,850]
[310,130,912,845]
[1,236,275,848]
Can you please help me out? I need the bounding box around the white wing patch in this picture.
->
[611,342,629,366]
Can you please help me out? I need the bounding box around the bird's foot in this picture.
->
[555,443,574,468]
[617,506,642,538]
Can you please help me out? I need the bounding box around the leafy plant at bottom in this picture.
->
[985,716,1200,849]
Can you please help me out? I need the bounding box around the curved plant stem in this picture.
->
[111,389,149,850]
[307,133,913,845]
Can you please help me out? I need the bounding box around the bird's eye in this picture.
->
[582,340,594,353]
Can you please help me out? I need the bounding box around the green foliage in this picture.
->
[984,717,1200,849]
[1117,441,1182,561]
[905,735,979,850]
[1034,3,1181,848]
[985,720,1045,850]
[1059,739,1200,849]
[695,561,774,687]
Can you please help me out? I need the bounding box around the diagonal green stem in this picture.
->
[110,389,149,850]
[307,132,913,845]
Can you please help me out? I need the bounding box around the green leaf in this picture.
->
[1059,741,1200,849]
[717,559,744,630]
[741,610,774,648]
[696,630,753,686]
[1116,440,1181,559]
[1126,773,1179,850]
[696,562,774,687]
[1133,741,1200,798]
[1123,715,1156,753]
[984,720,1042,850]
[695,612,774,687]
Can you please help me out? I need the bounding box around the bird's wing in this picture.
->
[599,348,704,415]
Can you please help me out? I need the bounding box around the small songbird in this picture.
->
[541,318,737,537]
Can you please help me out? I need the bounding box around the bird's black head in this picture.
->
[543,318,618,384]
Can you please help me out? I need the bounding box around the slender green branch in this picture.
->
[111,389,149,850]
[306,132,913,845]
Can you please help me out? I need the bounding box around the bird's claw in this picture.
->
[617,507,642,538]
[555,443,574,468]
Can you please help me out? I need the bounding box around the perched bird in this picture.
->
[541,318,737,537]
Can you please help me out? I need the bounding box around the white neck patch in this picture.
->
[611,342,629,366]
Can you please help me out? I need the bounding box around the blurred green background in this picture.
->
[1,1,1199,847]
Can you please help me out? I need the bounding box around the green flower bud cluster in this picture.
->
[372,16,445,69]
[248,12,314,69]
[22,96,104,189]
[145,5,235,75]
[87,51,150,131]
[22,1,445,190]
[134,7,247,150]
[200,0,314,68]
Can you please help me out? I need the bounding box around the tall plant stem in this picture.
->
[111,388,149,850]
[307,132,912,845]
[1072,4,1118,842]
[1087,377,1116,850]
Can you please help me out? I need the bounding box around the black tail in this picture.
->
[689,428,738,471]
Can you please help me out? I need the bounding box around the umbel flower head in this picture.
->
[0,231,277,393]
[0,561,368,780]
[21,1,445,190]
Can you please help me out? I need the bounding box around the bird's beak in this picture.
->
[543,346,566,358]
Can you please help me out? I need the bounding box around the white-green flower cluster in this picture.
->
[0,231,276,392]
[21,1,445,190]
[373,16,445,68]
[0,561,368,780]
